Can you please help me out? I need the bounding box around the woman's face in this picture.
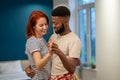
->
[34,17,48,37]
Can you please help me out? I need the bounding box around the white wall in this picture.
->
[81,68,96,80]
[96,0,120,80]
[53,0,68,8]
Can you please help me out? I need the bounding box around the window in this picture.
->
[78,0,96,63]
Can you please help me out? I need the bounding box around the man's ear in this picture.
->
[64,19,69,25]
[65,16,69,24]
[62,18,67,24]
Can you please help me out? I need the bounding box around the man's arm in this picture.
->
[57,51,79,74]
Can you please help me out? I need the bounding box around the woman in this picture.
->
[25,10,52,80]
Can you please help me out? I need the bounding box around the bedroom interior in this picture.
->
[0,0,120,80]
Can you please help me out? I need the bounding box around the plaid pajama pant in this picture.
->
[48,73,80,80]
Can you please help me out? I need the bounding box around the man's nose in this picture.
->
[52,24,56,28]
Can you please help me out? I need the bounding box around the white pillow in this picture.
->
[0,60,23,74]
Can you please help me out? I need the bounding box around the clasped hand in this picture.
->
[48,41,62,55]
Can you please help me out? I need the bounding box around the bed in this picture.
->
[0,60,30,80]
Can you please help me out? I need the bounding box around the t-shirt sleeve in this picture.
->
[69,39,81,58]
[27,39,40,54]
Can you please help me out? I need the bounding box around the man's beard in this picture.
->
[55,24,64,34]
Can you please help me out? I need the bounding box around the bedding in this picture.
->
[0,60,30,80]
[0,71,30,80]
[0,60,23,74]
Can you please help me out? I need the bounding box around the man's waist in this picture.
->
[51,71,68,78]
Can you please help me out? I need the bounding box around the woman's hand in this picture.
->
[48,39,53,54]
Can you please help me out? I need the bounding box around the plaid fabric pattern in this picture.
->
[48,73,78,80]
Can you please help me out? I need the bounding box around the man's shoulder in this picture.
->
[69,32,80,40]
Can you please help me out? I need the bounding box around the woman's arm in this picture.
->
[32,50,52,71]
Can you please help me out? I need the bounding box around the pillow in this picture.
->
[0,60,23,74]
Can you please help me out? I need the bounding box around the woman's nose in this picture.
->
[43,25,48,29]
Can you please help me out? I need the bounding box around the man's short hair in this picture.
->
[52,6,70,17]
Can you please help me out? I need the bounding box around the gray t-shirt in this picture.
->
[25,36,51,80]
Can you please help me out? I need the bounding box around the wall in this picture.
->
[80,68,96,80]
[96,0,120,80]
[0,0,53,61]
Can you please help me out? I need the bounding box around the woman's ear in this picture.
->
[33,26,35,29]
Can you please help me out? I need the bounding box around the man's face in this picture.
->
[52,16,65,34]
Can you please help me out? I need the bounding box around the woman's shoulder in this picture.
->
[27,36,41,42]
[26,36,41,45]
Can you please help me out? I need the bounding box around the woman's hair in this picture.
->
[26,10,49,39]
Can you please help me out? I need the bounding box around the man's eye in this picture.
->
[53,22,57,25]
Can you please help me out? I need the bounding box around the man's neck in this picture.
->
[60,29,71,36]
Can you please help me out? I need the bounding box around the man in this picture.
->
[25,6,81,80]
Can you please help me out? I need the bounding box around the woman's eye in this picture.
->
[39,24,43,27]
[39,23,48,27]
[45,23,48,26]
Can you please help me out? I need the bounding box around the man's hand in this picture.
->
[25,65,35,78]
[51,42,61,55]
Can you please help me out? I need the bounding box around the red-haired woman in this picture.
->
[25,10,52,80]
